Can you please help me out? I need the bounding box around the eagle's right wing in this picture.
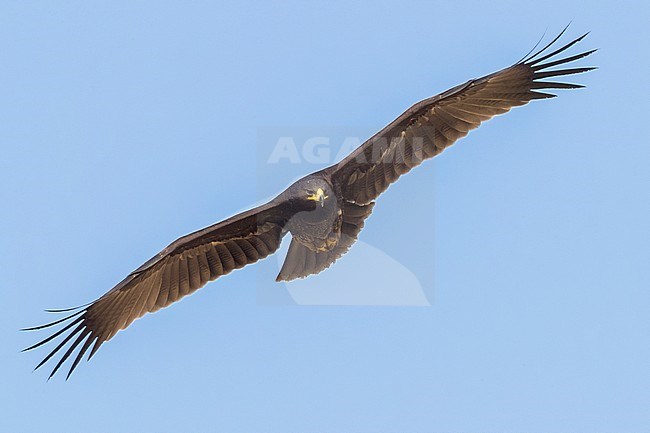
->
[23,199,293,379]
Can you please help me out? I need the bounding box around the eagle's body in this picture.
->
[24,28,596,379]
[283,175,341,253]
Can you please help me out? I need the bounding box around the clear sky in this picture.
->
[2,1,649,432]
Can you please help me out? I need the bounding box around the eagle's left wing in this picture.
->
[328,28,596,205]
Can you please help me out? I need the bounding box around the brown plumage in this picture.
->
[23,27,595,379]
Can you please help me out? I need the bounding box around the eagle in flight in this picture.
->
[24,27,596,379]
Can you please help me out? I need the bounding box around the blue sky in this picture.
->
[2,1,649,432]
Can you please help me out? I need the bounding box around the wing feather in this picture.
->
[24,201,291,378]
[328,30,595,204]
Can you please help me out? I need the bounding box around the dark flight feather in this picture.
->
[24,202,292,378]
[327,31,596,205]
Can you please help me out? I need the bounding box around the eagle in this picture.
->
[24,27,596,379]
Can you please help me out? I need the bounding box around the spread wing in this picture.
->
[327,29,596,204]
[23,200,292,379]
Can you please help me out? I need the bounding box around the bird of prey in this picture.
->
[24,27,595,379]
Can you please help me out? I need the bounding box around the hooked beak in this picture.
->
[307,188,328,207]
